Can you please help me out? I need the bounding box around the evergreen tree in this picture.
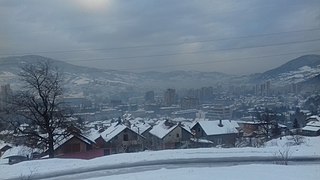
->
[293,118,300,129]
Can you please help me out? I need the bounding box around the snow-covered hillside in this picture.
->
[1,54,319,96]
[272,65,320,86]
[253,54,320,86]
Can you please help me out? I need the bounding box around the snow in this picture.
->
[275,65,320,86]
[85,128,102,142]
[53,135,74,150]
[73,77,91,85]
[131,123,151,135]
[190,138,213,144]
[306,121,320,127]
[0,136,319,179]
[302,126,320,132]
[149,120,178,139]
[1,146,33,159]
[302,121,320,132]
[0,140,12,150]
[100,123,127,142]
[86,164,320,180]
[307,115,320,121]
[196,120,239,135]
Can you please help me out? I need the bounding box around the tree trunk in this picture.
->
[48,132,55,158]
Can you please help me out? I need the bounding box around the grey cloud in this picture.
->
[0,0,320,74]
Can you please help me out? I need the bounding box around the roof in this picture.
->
[306,121,320,127]
[131,123,151,135]
[1,146,33,159]
[149,120,178,139]
[0,141,12,151]
[195,120,239,136]
[100,122,127,142]
[85,128,102,142]
[302,126,320,132]
[54,133,95,150]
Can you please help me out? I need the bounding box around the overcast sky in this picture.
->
[0,0,320,74]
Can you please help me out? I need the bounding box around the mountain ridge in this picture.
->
[0,54,319,97]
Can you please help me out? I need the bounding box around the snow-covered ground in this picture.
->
[1,136,319,179]
[86,164,320,180]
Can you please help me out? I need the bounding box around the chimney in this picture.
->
[218,119,223,127]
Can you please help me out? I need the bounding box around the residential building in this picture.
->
[145,91,155,103]
[164,88,176,106]
[205,104,233,120]
[191,120,239,147]
[147,120,192,150]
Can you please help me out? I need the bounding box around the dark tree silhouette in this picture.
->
[8,61,79,158]
[293,118,300,129]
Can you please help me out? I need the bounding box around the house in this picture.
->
[237,121,262,137]
[94,122,146,155]
[147,120,192,150]
[191,120,239,147]
[301,120,320,136]
[0,141,12,157]
[53,133,102,159]
[1,146,33,164]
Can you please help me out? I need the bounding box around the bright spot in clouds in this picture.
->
[74,0,112,13]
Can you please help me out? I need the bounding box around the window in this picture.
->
[123,134,129,141]
[176,133,180,138]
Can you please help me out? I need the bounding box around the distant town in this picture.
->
[1,75,319,163]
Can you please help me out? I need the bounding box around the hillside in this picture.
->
[0,55,232,98]
[0,55,319,97]
[251,55,320,86]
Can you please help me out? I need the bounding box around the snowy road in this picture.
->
[24,157,320,180]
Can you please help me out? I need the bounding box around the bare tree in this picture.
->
[7,61,79,158]
[287,135,305,145]
[256,108,277,140]
[274,145,291,165]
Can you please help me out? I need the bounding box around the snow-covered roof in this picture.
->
[1,146,33,159]
[0,141,12,150]
[236,120,262,125]
[306,121,320,127]
[302,126,320,132]
[195,120,239,135]
[278,123,287,128]
[54,135,73,150]
[307,115,320,121]
[54,134,95,150]
[131,123,151,135]
[149,120,178,139]
[101,122,127,142]
[85,128,102,142]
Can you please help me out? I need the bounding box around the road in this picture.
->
[10,156,320,180]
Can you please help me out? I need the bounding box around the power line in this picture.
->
[117,50,320,71]
[62,37,320,62]
[1,27,320,56]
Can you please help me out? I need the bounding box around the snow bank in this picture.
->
[1,136,319,179]
[86,164,320,180]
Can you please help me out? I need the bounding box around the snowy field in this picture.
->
[1,136,320,179]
